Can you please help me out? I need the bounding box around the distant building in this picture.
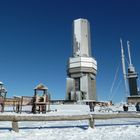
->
[66,19,97,101]
[121,40,140,104]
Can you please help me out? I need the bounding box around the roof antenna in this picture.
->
[127,41,133,66]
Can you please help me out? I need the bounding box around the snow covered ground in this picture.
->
[0,104,140,140]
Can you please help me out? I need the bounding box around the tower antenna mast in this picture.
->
[120,38,128,98]
[127,41,132,66]
[126,40,138,97]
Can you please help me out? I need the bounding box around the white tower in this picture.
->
[66,19,97,101]
[73,19,91,57]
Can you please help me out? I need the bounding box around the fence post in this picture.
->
[12,121,19,132]
[89,117,94,128]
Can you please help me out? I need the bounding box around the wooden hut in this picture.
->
[32,83,50,113]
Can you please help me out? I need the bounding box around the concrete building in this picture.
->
[66,19,97,101]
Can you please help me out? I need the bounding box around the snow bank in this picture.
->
[0,119,140,140]
[0,104,140,140]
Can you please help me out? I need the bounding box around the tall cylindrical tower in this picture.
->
[66,19,97,101]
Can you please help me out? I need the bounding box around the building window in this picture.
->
[75,78,80,91]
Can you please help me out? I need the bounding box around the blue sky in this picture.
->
[0,0,140,102]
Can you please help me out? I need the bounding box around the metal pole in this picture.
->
[120,38,128,98]
[127,41,132,66]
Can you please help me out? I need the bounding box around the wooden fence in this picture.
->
[0,113,140,132]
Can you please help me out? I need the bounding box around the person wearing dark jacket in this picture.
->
[136,102,140,111]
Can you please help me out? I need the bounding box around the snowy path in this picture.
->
[0,117,140,140]
[0,104,140,140]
